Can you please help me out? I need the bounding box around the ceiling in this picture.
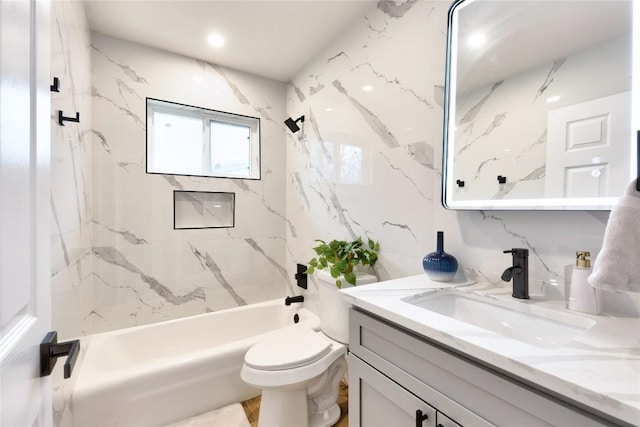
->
[84,0,378,83]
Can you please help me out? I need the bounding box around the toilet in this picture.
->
[240,324,347,427]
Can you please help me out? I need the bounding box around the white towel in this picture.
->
[588,179,640,292]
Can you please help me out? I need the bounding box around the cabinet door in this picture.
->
[349,353,436,427]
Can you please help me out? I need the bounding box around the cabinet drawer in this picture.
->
[349,308,613,427]
[349,353,436,427]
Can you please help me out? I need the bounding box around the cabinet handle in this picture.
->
[415,409,429,427]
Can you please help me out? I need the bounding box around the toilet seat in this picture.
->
[245,326,332,371]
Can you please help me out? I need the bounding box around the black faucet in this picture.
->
[285,295,304,306]
[501,248,529,299]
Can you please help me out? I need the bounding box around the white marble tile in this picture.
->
[50,0,94,339]
[286,1,445,311]
[285,0,625,317]
[51,253,94,341]
[87,33,288,333]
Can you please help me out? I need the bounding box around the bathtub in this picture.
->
[71,299,318,426]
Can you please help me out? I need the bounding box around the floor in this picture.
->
[241,382,349,427]
[169,382,349,427]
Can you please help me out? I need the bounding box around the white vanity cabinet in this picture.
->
[348,308,616,427]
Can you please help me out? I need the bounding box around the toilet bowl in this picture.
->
[240,324,347,427]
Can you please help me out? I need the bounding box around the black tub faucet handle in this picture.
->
[285,295,304,305]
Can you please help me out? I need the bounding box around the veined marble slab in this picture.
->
[342,275,640,426]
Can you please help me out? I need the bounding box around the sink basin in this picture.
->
[402,289,596,349]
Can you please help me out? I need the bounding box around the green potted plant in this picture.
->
[305,237,380,288]
[306,237,380,344]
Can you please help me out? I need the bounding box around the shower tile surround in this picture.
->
[50,0,94,350]
[89,33,289,332]
[49,0,638,425]
[50,3,94,425]
[51,23,290,339]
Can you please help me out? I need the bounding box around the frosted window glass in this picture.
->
[153,112,203,175]
[210,121,251,176]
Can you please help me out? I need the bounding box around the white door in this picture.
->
[546,91,631,198]
[0,0,51,426]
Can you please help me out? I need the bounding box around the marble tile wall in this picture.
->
[50,2,93,425]
[454,36,631,201]
[50,0,94,341]
[88,33,289,333]
[286,0,637,314]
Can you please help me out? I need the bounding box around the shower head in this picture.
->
[284,115,305,133]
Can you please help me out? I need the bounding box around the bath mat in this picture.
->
[166,403,251,427]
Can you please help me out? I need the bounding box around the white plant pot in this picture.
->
[316,269,377,344]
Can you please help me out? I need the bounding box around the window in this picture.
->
[146,98,260,179]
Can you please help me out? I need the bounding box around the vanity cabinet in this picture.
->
[348,308,615,427]
[349,355,437,426]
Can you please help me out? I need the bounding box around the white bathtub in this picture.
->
[71,299,318,426]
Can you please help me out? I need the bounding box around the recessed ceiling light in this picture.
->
[192,75,203,82]
[362,85,373,92]
[325,107,333,112]
[467,32,486,48]
[207,33,225,48]
[546,95,561,103]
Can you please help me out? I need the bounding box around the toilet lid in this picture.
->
[244,326,332,371]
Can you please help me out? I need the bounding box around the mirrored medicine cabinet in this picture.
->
[442,0,636,210]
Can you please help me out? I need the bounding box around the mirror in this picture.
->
[443,0,635,210]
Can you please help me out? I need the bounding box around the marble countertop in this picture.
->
[340,275,640,426]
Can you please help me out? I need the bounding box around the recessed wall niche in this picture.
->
[173,191,235,229]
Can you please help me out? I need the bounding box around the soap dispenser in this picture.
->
[566,251,601,314]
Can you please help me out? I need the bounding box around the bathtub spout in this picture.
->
[285,295,304,305]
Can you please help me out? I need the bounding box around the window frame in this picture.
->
[146,97,261,180]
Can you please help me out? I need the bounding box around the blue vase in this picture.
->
[423,231,458,282]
